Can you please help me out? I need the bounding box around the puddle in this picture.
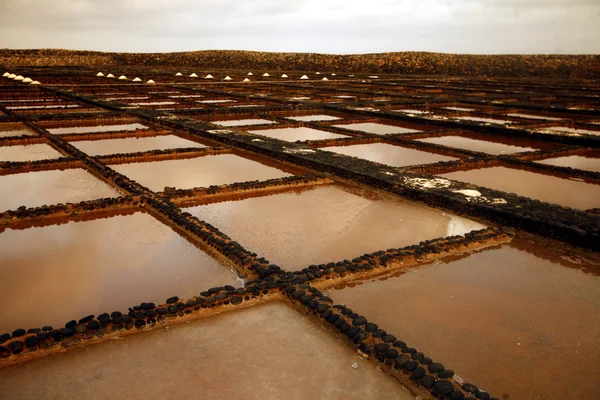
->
[506,113,563,121]
[0,143,63,162]
[541,127,600,136]
[0,124,36,138]
[0,169,122,211]
[212,119,276,127]
[323,143,458,167]
[48,123,149,135]
[416,136,535,155]
[0,303,410,400]
[0,213,238,333]
[536,155,600,173]
[287,114,341,122]
[456,116,513,125]
[333,123,421,135]
[70,135,205,156]
[441,166,600,210]
[186,185,485,270]
[112,154,291,191]
[248,127,347,142]
[325,239,600,400]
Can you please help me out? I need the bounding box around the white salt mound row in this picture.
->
[14,75,24,81]
[31,81,41,85]
[22,78,33,83]
[2,72,10,77]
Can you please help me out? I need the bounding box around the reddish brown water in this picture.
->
[248,127,347,142]
[112,154,292,192]
[326,239,600,400]
[0,303,412,400]
[0,143,63,162]
[0,123,36,138]
[0,213,238,333]
[536,155,600,173]
[212,119,277,127]
[287,114,342,122]
[48,123,149,135]
[0,169,122,211]
[333,123,421,135]
[441,166,600,210]
[416,136,535,155]
[186,185,486,270]
[70,135,206,156]
[323,143,457,167]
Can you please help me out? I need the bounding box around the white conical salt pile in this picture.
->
[300,75,309,80]
[247,72,253,75]
[315,72,321,75]
[2,72,10,77]
[223,76,232,81]
[22,77,33,83]
[243,78,251,82]
[331,73,336,76]
[30,81,41,85]
[281,74,288,78]
[189,73,198,78]
[118,75,127,80]
[175,72,183,76]
[106,73,115,78]
[205,74,214,79]
[132,77,142,82]
[96,72,105,77]
[262,73,270,77]
[8,74,16,79]
[322,77,328,81]
[147,79,156,84]
[14,75,24,81]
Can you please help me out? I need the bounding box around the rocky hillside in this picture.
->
[1,49,599,78]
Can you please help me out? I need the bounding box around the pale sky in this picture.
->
[0,0,599,54]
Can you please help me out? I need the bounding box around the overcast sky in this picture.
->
[0,0,599,54]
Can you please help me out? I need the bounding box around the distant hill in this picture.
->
[1,49,599,78]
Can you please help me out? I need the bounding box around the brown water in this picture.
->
[0,169,121,211]
[48,123,149,135]
[0,303,412,400]
[0,124,36,138]
[213,119,277,127]
[287,114,342,121]
[112,154,292,192]
[333,123,421,135]
[416,136,535,155]
[70,135,206,156]
[536,155,600,173]
[0,213,238,333]
[326,239,600,400]
[248,127,347,142]
[186,185,486,270]
[0,143,63,162]
[441,166,600,210]
[323,143,458,167]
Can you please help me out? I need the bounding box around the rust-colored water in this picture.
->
[186,185,486,270]
[0,213,238,333]
[536,155,600,173]
[112,154,292,192]
[323,143,457,167]
[0,124,36,138]
[248,127,347,142]
[0,169,122,211]
[416,136,535,155]
[213,119,277,127]
[441,166,600,210]
[48,123,149,135]
[0,143,63,162]
[70,135,206,156]
[326,239,600,400]
[0,303,412,400]
[333,123,421,135]
[287,114,341,121]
